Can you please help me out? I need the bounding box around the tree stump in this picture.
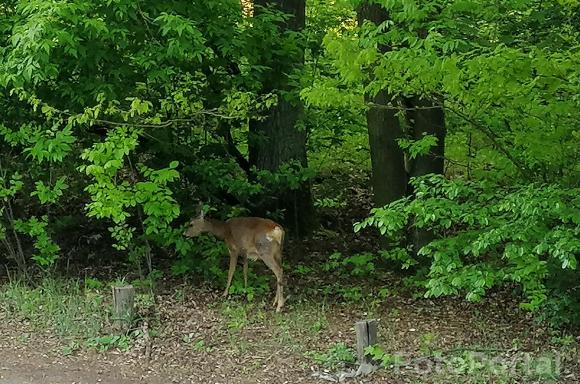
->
[112,285,135,331]
[355,319,379,375]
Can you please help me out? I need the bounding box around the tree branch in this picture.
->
[216,121,252,178]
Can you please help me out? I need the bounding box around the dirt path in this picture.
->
[0,347,165,384]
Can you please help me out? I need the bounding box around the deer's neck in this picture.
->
[204,218,229,240]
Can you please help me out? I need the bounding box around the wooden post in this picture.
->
[112,285,135,331]
[355,319,379,375]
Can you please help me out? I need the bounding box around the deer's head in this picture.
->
[184,204,206,238]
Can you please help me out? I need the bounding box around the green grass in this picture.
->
[305,342,357,369]
[0,278,108,339]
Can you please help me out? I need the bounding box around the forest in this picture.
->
[0,0,579,383]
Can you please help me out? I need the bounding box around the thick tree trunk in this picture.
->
[365,92,407,207]
[357,4,407,208]
[406,96,446,179]
[249,0,314,237]
[405,96,446,253]
[248,99,314,237]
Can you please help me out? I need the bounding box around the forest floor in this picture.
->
[1,271,579,384]
[0,177,578,383]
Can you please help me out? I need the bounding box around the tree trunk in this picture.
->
[357,3,447,255]
[406,96,446,180]
[405,96,446,253]
[357,4,407,208]
[249,99,314,237]
[249,0,314,237]
[365,92,407,207]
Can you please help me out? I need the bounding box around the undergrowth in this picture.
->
[0,278,107,339]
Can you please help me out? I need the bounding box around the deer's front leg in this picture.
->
[223,248,239,298]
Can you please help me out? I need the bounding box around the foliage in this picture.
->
[315,0,580,326]
[306,342,357,369]
[323,251,377,276]
[0,0,306,274]
[365,345,405,367]
[79,126,181,250]
[86,334,131,353]
[356,175,580,317]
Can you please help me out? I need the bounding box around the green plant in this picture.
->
[322,252,378,277]
[365,345,406,367]
[61,341,80,356]
[84,277,104,290]
[356,176,580,324]
[0,278,106,339]
[306,342,357,369]
[419,332,440,357]
[86,335,131,353]
[311,317,328,333]
[221,302,249,331]
[293,264,315,276]
[339,286,363,302]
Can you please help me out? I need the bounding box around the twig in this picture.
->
[367,102,445,111]
[446,106,532,177]
[84,111,238,129]
[142,321,152,360]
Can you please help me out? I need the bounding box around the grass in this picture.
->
[305,342,357,369]
[0,278,108,339]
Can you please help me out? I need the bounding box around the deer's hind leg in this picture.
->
[274,249,285,310]
[259,245,284,312]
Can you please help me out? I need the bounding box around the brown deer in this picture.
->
[184,206,286,312]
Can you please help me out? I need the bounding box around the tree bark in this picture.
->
[249,0,314,237]
[405,96,446,180]
[357,4,407,208]
[405,96,446,253]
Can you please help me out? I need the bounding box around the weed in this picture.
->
[132,269,164,292]
[389,308,400,318]
[369,287,390,311]
[293,264,314,277]
[86,335,131,352]
[61,341,80,356]
[192,339,213,353]
[550,334,575,347]
[225,269,271,302]
[365,345,406,367]
[221,302,249,331]
[322,252,378,277]
[339,286,363,302]
[84,277,104,290]
[419,332,440,357]
[306,342,357,369]
[135,292,156,311]
[183,334,213,353]
[172,287,186,303]
[0,278,106,339]
[311,317,328,333]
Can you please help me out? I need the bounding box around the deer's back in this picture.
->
[225,217,284,250]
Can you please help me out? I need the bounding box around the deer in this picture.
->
[183,205,286,312]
